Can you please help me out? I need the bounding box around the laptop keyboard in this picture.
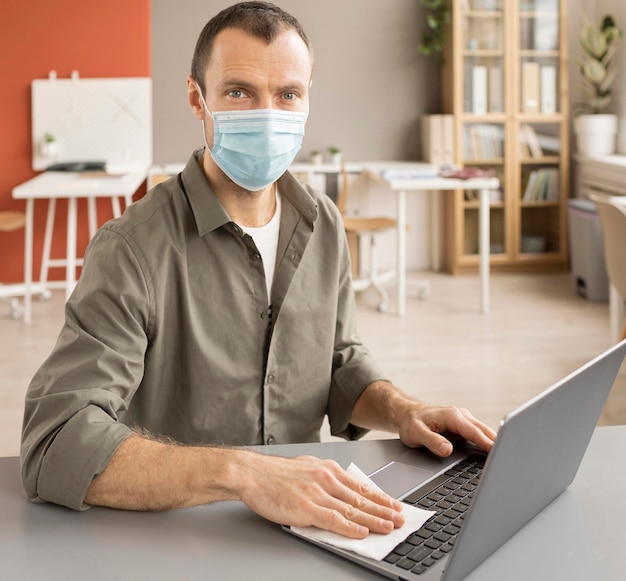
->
[383,454,486,576]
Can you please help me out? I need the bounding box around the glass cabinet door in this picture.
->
[517,0,563,257]
[460,0,506,258]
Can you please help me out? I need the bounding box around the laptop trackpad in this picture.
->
[368,462,434,499]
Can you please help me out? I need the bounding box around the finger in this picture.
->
[337,471,404,512]
[406,407,496,456]
[310,495,403,537]
[322,468,406,532]
[455,408,497,451]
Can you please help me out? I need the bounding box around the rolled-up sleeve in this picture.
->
[20,227,152,510]
[327,214,388,440]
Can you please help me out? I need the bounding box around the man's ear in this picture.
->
[187,75,205,121]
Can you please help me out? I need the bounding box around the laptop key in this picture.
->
[424,538,443,550]
[383,552,401,564]
[443,523,461,535]
[392,542,413,556]
[407,547,432,562]
[414,528,433,540]
[411,564,428,575]
[425,521,443,533]
[403,473,453,505]
[434,531,452,543]
[397,558,416,570]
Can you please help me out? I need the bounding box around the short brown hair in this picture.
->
[191,1,312,95]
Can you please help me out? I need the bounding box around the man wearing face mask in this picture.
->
[21,2,496,539]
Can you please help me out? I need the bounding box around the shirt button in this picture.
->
[232,224,241,235]
[266,374,275,384]
[260,310,267,319]
[266,435,275,445]
[250,252,261,261]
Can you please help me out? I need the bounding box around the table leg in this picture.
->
[478,188,490,313]
[396,190,407,316]
[23,199,34,324]
[87,197,97,238]
[66,197,78,300]
[111,196,122,219]
[39,198,56,286]
[430,191,441,272]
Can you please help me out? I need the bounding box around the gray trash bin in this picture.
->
[567,199,609,302]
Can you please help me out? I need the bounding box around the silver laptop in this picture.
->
[285,339,626,580]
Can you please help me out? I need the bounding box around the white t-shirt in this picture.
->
[240,192,282,303]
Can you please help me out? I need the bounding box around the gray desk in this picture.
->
[1,427,624,580]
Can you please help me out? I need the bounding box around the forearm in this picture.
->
[84,431,407,539]
[350,380,422,433]
[84,433,254,511]
[350,381,496,456]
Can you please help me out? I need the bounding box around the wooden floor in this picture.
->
[1,271,624,457]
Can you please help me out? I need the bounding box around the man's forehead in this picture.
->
[207,27,312,72]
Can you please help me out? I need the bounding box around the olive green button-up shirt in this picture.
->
[20,151,386,510]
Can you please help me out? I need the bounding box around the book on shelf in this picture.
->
[463,124,503,160]
[521,124,543,158]
[488,66,504,113]
[463,64,473,113]
[471,65,488,115]
[521,62,540,113]
[522,168,559,202]
[421,114,443,167]
[421,114,455,166]
[441,114,455,163]
[540,65,557,114]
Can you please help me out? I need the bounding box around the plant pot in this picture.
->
[329,152,342,165]
[573,114,618,156]
[311,153,323,165]
[40,141,60,159]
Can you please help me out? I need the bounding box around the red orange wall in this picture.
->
[0,0,150,283]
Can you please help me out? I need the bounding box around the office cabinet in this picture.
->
[441,0,569,273]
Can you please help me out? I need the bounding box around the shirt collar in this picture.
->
[180,148,319,237]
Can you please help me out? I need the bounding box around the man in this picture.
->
[21,2,495,539]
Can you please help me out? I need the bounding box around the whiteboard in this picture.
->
[32,76,152,171]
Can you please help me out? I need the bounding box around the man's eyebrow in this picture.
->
[218,78,308,93]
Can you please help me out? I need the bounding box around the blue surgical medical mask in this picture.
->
[197,89,307,191]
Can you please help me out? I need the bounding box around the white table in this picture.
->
[291,161,499,316]
[12,171,146,322]
[373,168,499,316]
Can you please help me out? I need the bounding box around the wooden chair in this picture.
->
[0,211,27,318]
[337,163,397,312]
[588,193,626,342]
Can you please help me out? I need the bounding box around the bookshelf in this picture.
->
[441,0,569,273]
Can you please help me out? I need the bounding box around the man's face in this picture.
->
[194,27,312,150]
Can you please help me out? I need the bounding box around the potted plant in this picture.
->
[310,149,323,165]
[327,145,342,165]
[573,14,623,156]
[417,0,451,64]
[40,132,59,159]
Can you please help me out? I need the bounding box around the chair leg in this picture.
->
[368,235,389,312]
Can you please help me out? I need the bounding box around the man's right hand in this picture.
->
[237,452,406,538]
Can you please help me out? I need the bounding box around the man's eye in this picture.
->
[283,92,296,101]
[228,90,245,99]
